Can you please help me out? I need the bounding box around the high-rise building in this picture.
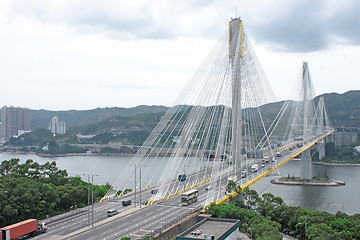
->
[1,106,31,141]
[48,116,66,135]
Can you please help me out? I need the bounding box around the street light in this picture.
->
[139,164,145,208]
[82,174,90,226]
[91,174,99,227]
[129,164,137,208]
[297,215,307,240]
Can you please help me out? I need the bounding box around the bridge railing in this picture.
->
[203,130,335,210]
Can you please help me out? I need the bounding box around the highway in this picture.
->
[33,164,229,240]
[33,135,329,240]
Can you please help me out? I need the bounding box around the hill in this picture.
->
[2,90,359,131]
[2,90,360,153]
[29,105,168,129]
[315,90,360,128]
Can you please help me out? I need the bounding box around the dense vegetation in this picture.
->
[4,112,164,154]
[19,90,360,130]
[37,141,88,155]
[100,146,134,154]
[6,128,54,147]
[209,188,360,240]
[312,142,360,163]
[319,90,360,128]
[0,158,111,228]
[28,105,168,130]
[3,91,360,156]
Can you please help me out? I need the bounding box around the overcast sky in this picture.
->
[1,0,359,110]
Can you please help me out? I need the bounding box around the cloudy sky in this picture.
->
[0,0,359,110]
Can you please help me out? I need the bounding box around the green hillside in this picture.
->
[316,90,360,127]
[29,105,168,130]
[2,90,360,153]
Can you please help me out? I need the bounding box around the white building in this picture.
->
[48,116,66,135]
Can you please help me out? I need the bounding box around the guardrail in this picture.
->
[203,130,335,210]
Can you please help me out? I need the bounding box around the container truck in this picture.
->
[0,219,46,240]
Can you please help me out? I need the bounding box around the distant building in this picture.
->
[48,116,66,135]
[76,133,95,143]
[1,106,31,141]
[327,132,358,147]
[17,130,31,136]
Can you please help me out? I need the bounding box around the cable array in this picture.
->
[102,22,334,205]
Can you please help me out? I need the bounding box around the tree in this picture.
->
[307,223,336,240]
[0,158,112,227]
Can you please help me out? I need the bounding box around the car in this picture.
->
[151,189,158,194]
[107,209,118,217]
[178,174,187,181]
[191,229,202,235]
[241,169,247,178]
[206,186,211,190]
[122,200,131,206]
[251,164,259,173]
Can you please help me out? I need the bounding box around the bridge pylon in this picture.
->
[300,62,312,180]
[317,140,325,160]
[229,17,244,180]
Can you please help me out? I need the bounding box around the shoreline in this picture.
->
[2,151,360,165]
[0,151,135,157]
[312,161,360,167]
[271,178,346,186]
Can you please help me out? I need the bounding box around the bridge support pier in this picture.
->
[300,149,312,180]
[317,140,325,160]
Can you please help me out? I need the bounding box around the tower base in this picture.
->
[300,149,312,180]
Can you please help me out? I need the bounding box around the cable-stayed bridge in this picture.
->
[37,18,335,240]
[101,18,334,210]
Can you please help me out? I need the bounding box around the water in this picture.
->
[1,153,359,215]
[251,160,360,215]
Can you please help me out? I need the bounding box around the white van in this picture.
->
[251,164,259,173]
[107,209,118,217]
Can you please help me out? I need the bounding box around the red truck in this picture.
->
[0,219,47,240]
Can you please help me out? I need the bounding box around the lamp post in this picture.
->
[129,164,137,208]
[135,165,137,208]
[139,165,142,208]
[298,215,307,240]
[91,174,98,227]
[139,165,145,208]
[87,175,90,226]
[83,174,90,226]
[305,215,307,240]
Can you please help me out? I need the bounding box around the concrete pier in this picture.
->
[300,149,312,180]
[317,140,325,160]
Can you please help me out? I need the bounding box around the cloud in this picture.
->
[248,0,360,52]
[5,0,244,41]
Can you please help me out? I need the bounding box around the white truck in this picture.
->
[228,175,237,183]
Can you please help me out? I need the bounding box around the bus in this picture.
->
[181,189,199,206]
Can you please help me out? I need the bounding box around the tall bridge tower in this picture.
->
[300,62,312,180]
[229,18,244,180]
